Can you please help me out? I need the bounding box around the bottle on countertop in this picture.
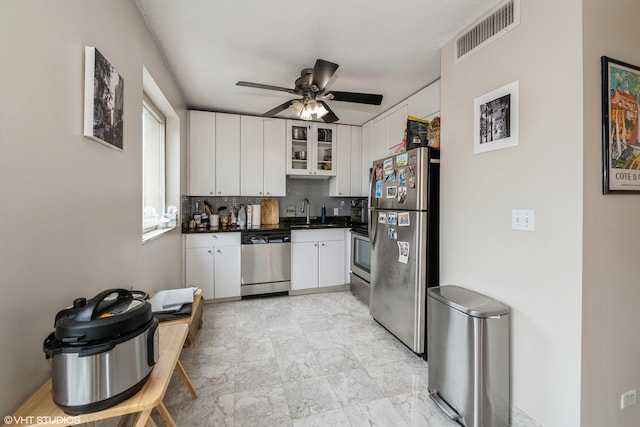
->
[321,205,326,224]
[237,205,246,227]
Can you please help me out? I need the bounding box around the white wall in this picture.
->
[440,0,583,425]
[581,0,640,425]
[0,0,186,415]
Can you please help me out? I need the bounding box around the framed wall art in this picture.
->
[84,46,124,150]
[601,56,640,193]
[474,80,519,154]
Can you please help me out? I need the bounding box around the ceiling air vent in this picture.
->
[455,0,520,62]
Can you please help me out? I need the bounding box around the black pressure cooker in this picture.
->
[43,289,159,414]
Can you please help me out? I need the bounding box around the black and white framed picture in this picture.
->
[474,81,519,154]
[83,46,124,150]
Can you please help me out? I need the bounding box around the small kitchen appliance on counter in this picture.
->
[43,289,159,414]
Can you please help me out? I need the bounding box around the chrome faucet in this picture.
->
[303,198,310,224]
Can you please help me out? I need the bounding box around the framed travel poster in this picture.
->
[601,56,640,193]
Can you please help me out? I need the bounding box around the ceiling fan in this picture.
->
[236,59,383,123]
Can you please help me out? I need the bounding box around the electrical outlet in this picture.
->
[621,389,636,409]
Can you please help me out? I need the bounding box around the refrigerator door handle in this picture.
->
[368,168,375,242]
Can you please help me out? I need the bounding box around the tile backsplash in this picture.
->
[182,178,365,224]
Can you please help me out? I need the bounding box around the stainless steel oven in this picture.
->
[350,227,371,305]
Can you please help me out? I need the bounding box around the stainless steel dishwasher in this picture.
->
[240,230,291,296]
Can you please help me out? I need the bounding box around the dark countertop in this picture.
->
[182,216,360,234]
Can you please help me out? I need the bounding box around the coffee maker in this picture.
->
[350,199,368,224]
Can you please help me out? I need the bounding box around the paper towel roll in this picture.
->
[252,204,261,227]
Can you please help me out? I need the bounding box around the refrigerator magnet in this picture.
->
[378,212,387,223]
[374,163,383,181]
[384,171,396,183]
[375,181,383,198]
[386,186,397,198]
[398,241,409,264]
[408,153,417,164]
[408,176,416,188]
[398,168,406,186]
[396,153,408,166]
[383,158,393,171]
[398,212,410,226]
[387,212,398,225]
[388,227,398,239]
[397,187,407,204]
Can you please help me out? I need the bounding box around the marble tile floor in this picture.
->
[154,291,465,426]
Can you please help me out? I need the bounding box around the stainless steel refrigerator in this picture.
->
[368,146,439,356]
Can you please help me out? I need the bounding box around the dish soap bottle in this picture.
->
[321,205,326,224]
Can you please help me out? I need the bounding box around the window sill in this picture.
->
[142,226,177,244]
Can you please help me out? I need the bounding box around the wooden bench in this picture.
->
[4,289,203,427]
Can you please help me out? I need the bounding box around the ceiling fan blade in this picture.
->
[236,81,295,94]
[262,100,295,117]
[318,101,339,123]
[326,91,383,105]
[311,59,339,91]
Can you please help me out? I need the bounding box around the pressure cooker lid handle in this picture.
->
[74,288,133,322]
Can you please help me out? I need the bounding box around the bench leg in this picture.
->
[132,408,152,427]
[156,401,177,427]
[176,359,198,399]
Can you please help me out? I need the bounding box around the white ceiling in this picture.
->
[135,0,502,126]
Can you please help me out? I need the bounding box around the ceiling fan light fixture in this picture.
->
[288,100,304,116]
[294,98,328,121]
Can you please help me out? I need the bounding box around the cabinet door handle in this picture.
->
[212,235,218,239]
[208,250,213,254]
[209,191,214,195]
[314,243,318,247]
[218,191,222,195]
[216,249,222,254]
[259,192,263,195]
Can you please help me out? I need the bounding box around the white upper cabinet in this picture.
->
[215,113,240,196]
[407,80,440,120]
[329,124,351,196]
[188,111,216,196]
[262,118,286,196]
[240,115,264,196]
[350,126,363,197]
[240,116,286,197]
[361,122,373,196]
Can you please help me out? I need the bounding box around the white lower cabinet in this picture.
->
[185,233,241,300]
[291,229,346,291]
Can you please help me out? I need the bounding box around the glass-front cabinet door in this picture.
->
[286,121,336,177]
[313,124,335,176]
[287,120,310,175]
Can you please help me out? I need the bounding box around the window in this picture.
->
[142,96,166,233]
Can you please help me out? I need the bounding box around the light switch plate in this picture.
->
[512,209,534,231]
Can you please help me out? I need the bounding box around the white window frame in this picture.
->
[142,67,179,243]
[142,96,166,233]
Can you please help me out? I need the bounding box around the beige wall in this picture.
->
[440,0,584,425]
[581,0,640,425]
[0,0,186,415]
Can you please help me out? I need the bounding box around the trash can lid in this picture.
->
[427,285,510,318]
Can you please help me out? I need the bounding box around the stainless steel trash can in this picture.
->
[427,285,510,427]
